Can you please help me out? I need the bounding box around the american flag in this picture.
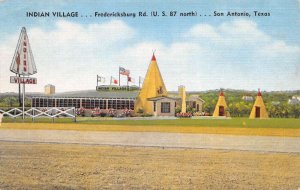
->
[119,67,130,76]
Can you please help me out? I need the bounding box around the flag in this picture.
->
[119,67,130,76]
[111,76,118,85]
[97,75,105,83]
[128,76,135,83]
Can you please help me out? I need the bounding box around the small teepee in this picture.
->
[249,90,268,119]
[213,90,230,117]
[134,53,167,114]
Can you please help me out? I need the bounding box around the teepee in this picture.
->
[134,54,167,114]
[249,90,268,119]
[213,90,230,117]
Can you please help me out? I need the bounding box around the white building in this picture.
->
[288,96,300,105]
[44,84,55,95]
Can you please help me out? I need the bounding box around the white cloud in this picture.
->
[0,20,134,93]
[121,19,300,91]
[0,19,299,93]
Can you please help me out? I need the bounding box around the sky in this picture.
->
[0,0,299,93]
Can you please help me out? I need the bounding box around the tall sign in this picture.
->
[10,27,37,75]
[10,27,37,120]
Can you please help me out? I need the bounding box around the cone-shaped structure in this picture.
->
[213,91,230,117]
[134,54,167,114]
[10,27,37,76]
[249,90,269,119]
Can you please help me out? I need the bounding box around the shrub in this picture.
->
[193,112,204,116]
[137,108,144,114]
[141,113,153,117]
[176,112,192,118]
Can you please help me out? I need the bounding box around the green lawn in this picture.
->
[2,117,300,128]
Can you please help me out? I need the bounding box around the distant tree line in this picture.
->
[199,90,300,118]
[0,90,299,118]
[0,96,31,107]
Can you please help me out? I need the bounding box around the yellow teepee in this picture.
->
[134,54,167,114]
[213,91,230,117]
[249,90,268,119]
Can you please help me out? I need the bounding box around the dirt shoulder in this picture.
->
[0,142,299,189]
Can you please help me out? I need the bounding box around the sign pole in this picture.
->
[22,82,25,120]
[18,74,21,106]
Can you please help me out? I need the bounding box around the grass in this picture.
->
[3,117,300,128]
[1,117,300,137]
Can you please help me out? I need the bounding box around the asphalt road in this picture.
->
[0,129,299,153]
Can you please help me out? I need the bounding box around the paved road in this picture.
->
[0,129,299,153]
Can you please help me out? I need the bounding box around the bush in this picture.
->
[100,112,107,117]
[137,108,144,114]
[141,113,153,117]
[175,107,182,114]
[176,112,192,118]
[193,112,204,116]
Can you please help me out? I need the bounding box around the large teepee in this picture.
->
[249,90,268,119]
[213,91,230,117]
[134,54,167,114]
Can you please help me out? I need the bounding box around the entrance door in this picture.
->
[196,104,199,112]
[219,106,225,116]
[255,107,260,118]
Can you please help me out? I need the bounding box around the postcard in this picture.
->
[0,1,299,189]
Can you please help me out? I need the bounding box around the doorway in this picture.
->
[219,106,225,116]
[255,107,260,118]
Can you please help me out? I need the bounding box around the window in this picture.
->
[153,102,156,112]
[161,102,170,113]
[193,101,196,108]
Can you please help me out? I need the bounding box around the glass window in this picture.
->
[161,102,170,113]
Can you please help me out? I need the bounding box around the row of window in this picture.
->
[31,98,135,110]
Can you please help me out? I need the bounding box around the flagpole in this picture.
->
[96,75,98,87]
[139,76,140,88]
[118,67,121,86]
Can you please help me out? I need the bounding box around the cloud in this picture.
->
[0,19,299,93]
[120,19,300,91]
[0,20,135,92]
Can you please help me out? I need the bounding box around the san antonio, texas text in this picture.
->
[26,11,270,18]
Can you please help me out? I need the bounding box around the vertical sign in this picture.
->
[10,27,37,120]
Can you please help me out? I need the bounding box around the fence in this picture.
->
[0,107,76,122]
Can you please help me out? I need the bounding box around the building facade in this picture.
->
[148,96,179,116]
[44,84,55,95]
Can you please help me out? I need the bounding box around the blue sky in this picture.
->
[0,0,299,92]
